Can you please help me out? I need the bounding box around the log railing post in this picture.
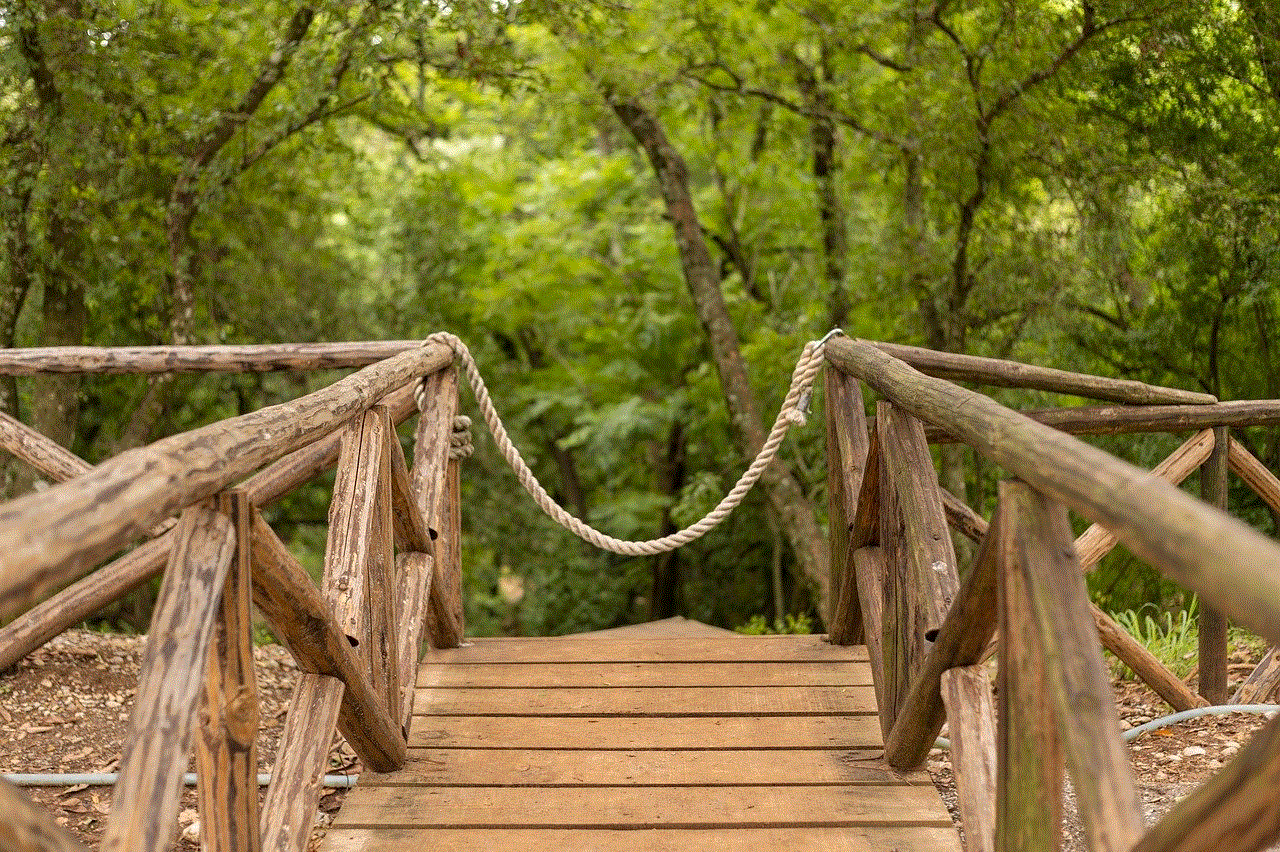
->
[824,367,869,641]
[196,489,260,852]
[413,368,462,648]
[1199,426,1230,705]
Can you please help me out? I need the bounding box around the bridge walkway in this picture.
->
[321,621,960,852]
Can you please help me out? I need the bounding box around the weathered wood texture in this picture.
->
[940,666,996,852]
[940,488,988,546]
[196,491,260,852]
[827,337,1280,648]
[0,340,426,374]
[417,660,873,688]
[322,827,963,852]
[413,369,462,648]
[362,407,401,743]
[870,341,1216,405]
[0,410,96,484]
[247,513,406,757]
[852,547,889,712]
[1227,440,1280,517]
[1199,427,1230,705]
[826,368,870,641]
[0,778,87,852]
[876,403,960,741]
[395,552,433,734]
[1132,713,1280,852]
[325,634,960,852]
[1075,428,1215,571]
[100,503,237,852]
[941,490,1203,712]
[924,400,1280,442]
[1232,647,1280,705]
[0,384,417,674]
[995,483,1063,852]
[0,344,451,622]
[832,425,881,647]
[1009,484,1143,852]
[883,507,1000,769]
[323,411,406,772]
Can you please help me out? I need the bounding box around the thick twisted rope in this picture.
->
[415,330,839,556]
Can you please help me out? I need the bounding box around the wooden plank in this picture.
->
[426,635,869,664]
[877,403,960,740]
[1131,713,1280,852]
[853,547,888,716]
[324,411,407,772]
[260,674,344,852]
[1228,439,1280,517]
[417,661,873,688]
[826,368,870,641]
[196,490,260,852]
[568,616,735,638]
[995,482,1062,852]
[363,407,401,734]
[0,344,452,623]
[1076,428,1216,570]
[883,505,1000,769]
[0,340,427,374]
[322,826,963,852]
[364,748,926,786]
[395,552,433,734]
[1013,485,1143,852]
[924,399,1280,442]
[408,715,887,749]
[332,784,956,829]
[1199,426,1230,705]
[827,336,1280,648]
[413,368,462,648]
[412,685,878,716]
[0,777,87,852]
[100,503,237,852]
[940,666,996,852]
[870,341,1216,405]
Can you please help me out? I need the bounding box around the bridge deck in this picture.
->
[322,626,961,852]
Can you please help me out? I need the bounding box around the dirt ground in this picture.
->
[0,629,1273,850]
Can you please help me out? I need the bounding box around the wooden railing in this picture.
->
[0,342,463,852]
[825,336,1280,852]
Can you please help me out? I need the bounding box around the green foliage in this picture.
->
[1109,600,1201,681]
[733,614,814,636]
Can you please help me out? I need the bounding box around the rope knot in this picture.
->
[449,415,473,460]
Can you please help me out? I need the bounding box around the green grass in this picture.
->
[1107,597,1268,682]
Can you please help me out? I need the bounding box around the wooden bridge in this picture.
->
[0,337,1279,852]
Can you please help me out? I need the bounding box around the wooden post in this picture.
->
[196,490,260,852]
[1132,713,1280,852]
[362,406,401,736]
[941,666,996,852]
[1199,426,1230,705]
[1227,439,1280,517]
[876,402,960,737]
[824,367,869,640]
[1010,484,1143,852]
[100,502,237,852]
[996,481,1062,852]
[831,426,881,646]
[413,368,462,648]
[852,547,888,716]
[0,778,87,852]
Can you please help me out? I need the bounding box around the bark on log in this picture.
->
[362,407,400,736]
[883,506,1001,769]
[924,400,1280,442]
[877,403,960,742]
[413,369,462,648]
[0,341,425,375]
[824,368,870,640]
[1232,647,1280,705]
[827,337,1280,649]
[1132,713,1280,852]
[0,384,418,673]
[852,546,888,721]
[394,551,433,734]
[872,341,1216,405]
[1010,484,1144,852]
[0,344,451,622]
[940,666,996,852]
[0,778,86,852]
[1199,427,1230,705]
[1228,440,1280,518]
[0,410,92,484]
[100,503,236,852]
[196,491,260,852]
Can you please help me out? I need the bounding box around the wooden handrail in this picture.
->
[0,343,450,622]
[826,336,1280,648]
[923,399,1280,441]
[0,340,426,374]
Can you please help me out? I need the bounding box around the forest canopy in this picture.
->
[2,0,1278,634]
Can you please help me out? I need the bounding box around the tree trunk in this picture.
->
[607,91,831,613]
